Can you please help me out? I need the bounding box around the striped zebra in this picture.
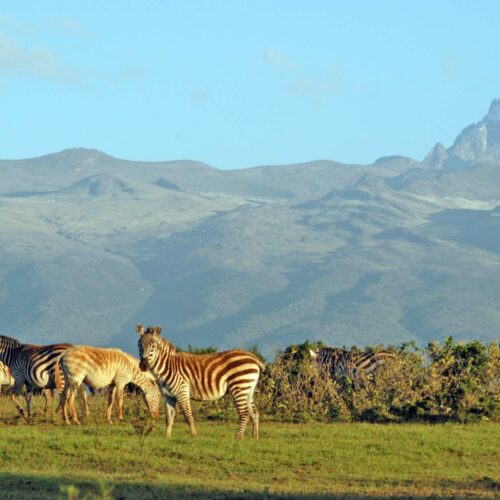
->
[309,346,396,382]
[60,345,161,425]
[136,324,264,439]
[0,335,74,417]
[0,359,56,415]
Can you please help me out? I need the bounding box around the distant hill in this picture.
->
[1,100,499,357]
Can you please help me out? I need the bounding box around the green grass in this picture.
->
[0,396,498,499]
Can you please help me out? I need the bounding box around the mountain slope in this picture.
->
[1,100,500,355]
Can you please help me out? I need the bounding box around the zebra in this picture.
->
[0,335,76,417]
[60,345,161,425]
[136,324,264,439]
[309,346,396,382]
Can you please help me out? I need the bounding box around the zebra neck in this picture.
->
[150,342,174,375]
[131,369,152,392]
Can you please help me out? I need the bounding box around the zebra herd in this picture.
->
[0,326,396,438]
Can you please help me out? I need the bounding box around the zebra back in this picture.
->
[311,346,396,380]
[138,325,264,401]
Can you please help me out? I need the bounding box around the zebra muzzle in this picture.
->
[139,359,148,372]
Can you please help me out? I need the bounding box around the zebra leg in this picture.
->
[116,387,125,421]
[107,386,117,423]
[68,385,81,425]
[232,390,250,439]
[43,389,54,416]
[61,384,71,425]
[250,403,259,439]
[10,394,25,417]
[11,379,27,417]
[176,392,197,437]
[247,388,259,439]
[24,391,33,419]
[165,396,176,438]
[82,388,89,417]
[55,393,64,414]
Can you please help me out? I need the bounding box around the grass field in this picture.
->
[0,396,498,499]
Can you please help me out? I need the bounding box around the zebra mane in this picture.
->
[143,327,177,354]
[156,335,176,354]
[319,346,349,355]
[0,335,23,349]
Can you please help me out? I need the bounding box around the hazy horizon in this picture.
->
[2,2,500,169]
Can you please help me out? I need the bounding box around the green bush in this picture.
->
[253,338,499,423]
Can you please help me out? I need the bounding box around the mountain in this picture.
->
[423,99,500,171]
[1,101,499,357]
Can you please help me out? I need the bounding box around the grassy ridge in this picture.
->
[0,397,498,498]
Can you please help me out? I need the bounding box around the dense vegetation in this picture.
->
[191,338,500,424]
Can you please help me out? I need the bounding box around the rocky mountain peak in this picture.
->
[430,98,500,170]
[422,143,448,168]
[485,98,500,123]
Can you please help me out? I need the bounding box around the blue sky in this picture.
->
[1,1,499,169]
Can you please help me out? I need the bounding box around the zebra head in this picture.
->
[136,324,164,372]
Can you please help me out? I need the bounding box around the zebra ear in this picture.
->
[136,324,144,336]
[309,349,318,358]
[154,326,162,335]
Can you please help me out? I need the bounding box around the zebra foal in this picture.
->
[309,346,396,381]
[60,345,161,425]
[136,324,264,439]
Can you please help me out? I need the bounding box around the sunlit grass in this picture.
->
[0,394,498,498]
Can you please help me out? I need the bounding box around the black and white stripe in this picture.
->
[137,324,264,438]
[310,346,396,381]
[0,335,72,416]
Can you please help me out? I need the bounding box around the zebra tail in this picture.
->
[54,361,64,394]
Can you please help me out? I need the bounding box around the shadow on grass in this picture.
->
[0,473,497,500]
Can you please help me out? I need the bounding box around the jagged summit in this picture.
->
[423,143,447,168]
[423,98,500,170]
[485,98,500,123]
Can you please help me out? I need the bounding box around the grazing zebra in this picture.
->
[136,324,264,439]
[0,359,57,416]
[60,345,161,425]
[0,335,75,417]
[309,346,396,382]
